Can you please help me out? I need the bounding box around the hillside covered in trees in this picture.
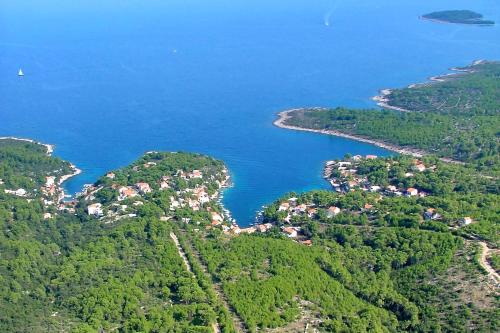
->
[1,61,499,332]
[186,155,498,332]
[280,61,500,172]
[0,141,235,332]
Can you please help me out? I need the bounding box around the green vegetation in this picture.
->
[282,62,500,172]
[248,157,498,331]
[188,218,498,332]
[2,59,499,333]
[422,10,495,25]
[490,253,500,272]
[193,233,400,332]
[265,62,500,331]
[0,139,72,191]
[0,141,233,332]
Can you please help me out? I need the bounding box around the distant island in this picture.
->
[421,10,495,25]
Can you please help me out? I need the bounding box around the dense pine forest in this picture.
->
[0,143,234,332]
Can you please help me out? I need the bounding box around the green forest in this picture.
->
[202,155,498,331]
[0,143,234,332]
[189,225,497,332]
[0,139,72,190]
[1,61,499,332]
[282,62,500,172]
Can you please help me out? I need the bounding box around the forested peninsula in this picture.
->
[275,61,500,174]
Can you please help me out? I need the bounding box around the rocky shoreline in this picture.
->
[371,89,411,112]
[372,60,486,111]
[419,16,495,26]
[0,136,82,199]
[273,109,463,164]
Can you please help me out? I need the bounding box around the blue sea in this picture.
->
[1,0,499,225]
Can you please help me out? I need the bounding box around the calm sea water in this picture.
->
[1,0,499,224]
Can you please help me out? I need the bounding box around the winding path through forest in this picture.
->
[315,222,499,289]
[478,242,500,286]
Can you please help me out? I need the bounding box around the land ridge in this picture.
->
[273,108,463,164]
[274,60,499,171]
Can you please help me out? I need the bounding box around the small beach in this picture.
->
[0,136,54,155]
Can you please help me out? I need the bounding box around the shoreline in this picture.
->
[419,16,495,27]
[0,136,82,199]
[372,60,486,111]
[59,164,82,186]
[273,109,463,164]
[372,89,411,112]
[0,136,54,155]
[218,167,237,225]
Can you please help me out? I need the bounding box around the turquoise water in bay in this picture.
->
[1,0,499,225]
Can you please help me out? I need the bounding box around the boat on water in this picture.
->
[18,69,24,76]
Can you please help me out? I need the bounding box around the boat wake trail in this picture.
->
[324,0,340,27]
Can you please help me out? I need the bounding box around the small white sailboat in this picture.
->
[18,68,24,77]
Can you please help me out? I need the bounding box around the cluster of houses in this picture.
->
[40,176,67,206]
[265,196,347,244]
[277,197,342,222]
[209,217,313,246]
[324,155,434,198]
[214,221,274,237]
[84,164,233,227]
[39,174,81,219]
[2,173,78,220]
[323,156,474,228]
[258,156,475,237]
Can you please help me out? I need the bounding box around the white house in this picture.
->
[5,188,27,197]
[190,170,203,179]
[211,212,224,223]
[135,182,152,194]
[282,227,298,238]
[45,176,56,187]
[87,203,103,217]
[278,202,290,212]
[406,188,418,196]
[118,186,138,200]
[414,164,426,172]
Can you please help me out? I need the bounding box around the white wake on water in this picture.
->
[324,0,341,27]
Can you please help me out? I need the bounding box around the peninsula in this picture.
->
[275,61,500,174]
[421,10,495,26]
